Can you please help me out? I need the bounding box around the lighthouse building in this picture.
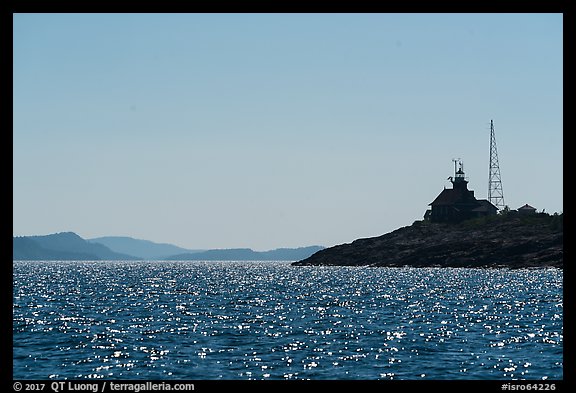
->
[424,160,497,223]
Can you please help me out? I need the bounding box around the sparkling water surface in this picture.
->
[13,261,563,380]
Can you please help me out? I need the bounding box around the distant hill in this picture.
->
[13,236,98,260]
[13,232,141,261]
[88,236,204,259]
[13,232,324,262]
[166,246,324,261]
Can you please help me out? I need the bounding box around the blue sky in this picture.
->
[13,13,563,250]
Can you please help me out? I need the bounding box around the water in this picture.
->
[13,261,563,380]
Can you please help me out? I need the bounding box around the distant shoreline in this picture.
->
[12,232,323,262]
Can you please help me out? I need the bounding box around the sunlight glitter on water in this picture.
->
[13,261,562,380]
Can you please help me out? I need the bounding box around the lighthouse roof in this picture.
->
[429,187,472,206]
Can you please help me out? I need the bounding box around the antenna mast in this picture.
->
[488,120,505,210]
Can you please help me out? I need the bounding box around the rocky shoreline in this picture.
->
[292,213,563,268]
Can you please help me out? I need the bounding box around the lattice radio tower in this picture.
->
[488,119,505,210]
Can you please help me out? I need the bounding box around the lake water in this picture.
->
[13,261,563,380]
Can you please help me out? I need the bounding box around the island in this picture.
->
[292,212,563,268]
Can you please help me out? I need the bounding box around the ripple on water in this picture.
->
[13,261,563,380]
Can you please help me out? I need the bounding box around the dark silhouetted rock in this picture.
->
[293,213,562,268]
